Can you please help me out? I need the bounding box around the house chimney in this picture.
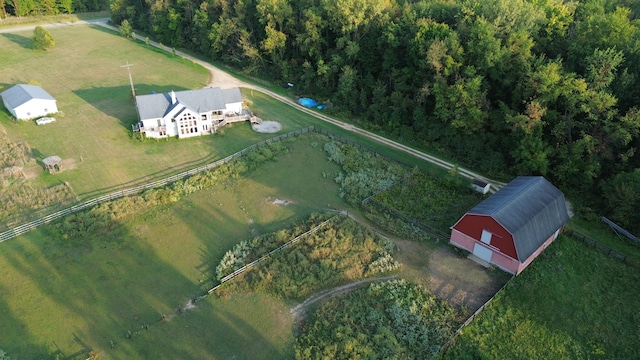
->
[170,90,176,104]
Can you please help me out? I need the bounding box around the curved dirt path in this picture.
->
[290,276,399,321]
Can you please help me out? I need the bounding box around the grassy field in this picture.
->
[0,136,344,358]
[441,234,640,359]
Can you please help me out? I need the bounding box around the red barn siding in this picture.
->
[452,214,518,260]
[450,229,477,252]
[490,252,521,274]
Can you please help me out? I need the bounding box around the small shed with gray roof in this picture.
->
[1,84,58,120]
[450,176,570,275]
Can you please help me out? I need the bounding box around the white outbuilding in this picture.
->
[1,84,58,120]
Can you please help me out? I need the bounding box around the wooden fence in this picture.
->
[0,126,315,243]
[437,275,515,354]
[565,229,640,269]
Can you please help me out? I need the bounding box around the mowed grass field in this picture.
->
[0,137,344,358]
[0,24,322,200]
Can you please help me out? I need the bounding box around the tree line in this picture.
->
[0,0,107,17]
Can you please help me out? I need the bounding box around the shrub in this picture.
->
[32,26,55,50]
[323,141,407,204]
[295,280,458,359]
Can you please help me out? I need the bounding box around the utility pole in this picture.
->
[121,61,136,98]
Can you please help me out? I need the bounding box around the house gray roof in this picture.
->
[222,87,243,105]
[135,87,242,120]
[466,176,570,262]
[1,84,56,109]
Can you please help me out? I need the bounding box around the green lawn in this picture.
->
[440,235,640,359]
[0,136,343,358]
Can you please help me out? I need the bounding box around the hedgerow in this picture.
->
[295,279,458,360]
[47,140,291,241]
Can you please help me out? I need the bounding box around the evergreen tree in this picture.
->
[32,26,55,51]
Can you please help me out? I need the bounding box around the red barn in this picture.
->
[450,176,570,275]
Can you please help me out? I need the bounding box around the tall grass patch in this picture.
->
[296,280,459,359]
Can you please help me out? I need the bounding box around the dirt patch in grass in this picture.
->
[427,247,510,312]
[22,165,42,179]
[252,121,283,133]
[60,158,77,171]
[270,197,293,206]
[393,239,510,313]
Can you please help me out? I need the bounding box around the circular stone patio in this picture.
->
[252,121,283,133]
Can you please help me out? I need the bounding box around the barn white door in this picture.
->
[473,243,493,262]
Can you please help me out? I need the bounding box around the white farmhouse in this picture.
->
[1,84,58,120]
[133,87,247,139]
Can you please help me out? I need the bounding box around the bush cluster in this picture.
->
[295,279,458,359]
[323,141,408,204]
[218,214,399,299]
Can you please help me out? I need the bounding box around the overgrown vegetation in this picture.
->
[0,127,75,225]
[323,141,408,205]
[440,235,640,359]
[218,213,399,299]
[370,169,484,232]
[296,280,458,359]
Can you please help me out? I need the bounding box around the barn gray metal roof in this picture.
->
[135,87,242,120]
[467,176,570,262]
[1,84,56,109]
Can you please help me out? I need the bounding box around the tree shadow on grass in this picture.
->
[0,210,281,358]
[73,84,190,132]
[1,32,32,49]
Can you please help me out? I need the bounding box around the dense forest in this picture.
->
[7,0,640,232]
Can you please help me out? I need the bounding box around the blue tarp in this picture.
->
[298,98,318,107]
